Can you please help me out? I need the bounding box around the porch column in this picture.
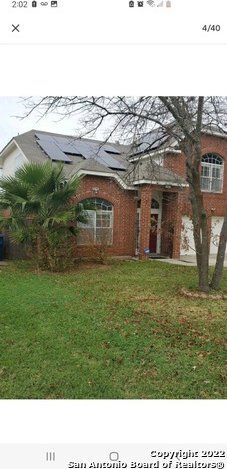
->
[172,191,184,258]
[139,185,152,260]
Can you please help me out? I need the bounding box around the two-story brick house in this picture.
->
[0,128,226,259]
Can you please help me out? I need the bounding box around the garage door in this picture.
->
[210,217,224,254]
[181,216,224,256]
[180,216,195,255]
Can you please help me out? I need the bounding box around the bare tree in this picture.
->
[22,96,227,291]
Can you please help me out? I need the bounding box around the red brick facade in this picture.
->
[139,185,153,259]
[71,136,227,259]
[2,130,226,260]
[161,191,184,258]
[73,175,137,258]
[164,134,227,217]
[71,135,227,260]
[162,134,227,256]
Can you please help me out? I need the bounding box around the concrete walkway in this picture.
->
[154,254,227,267]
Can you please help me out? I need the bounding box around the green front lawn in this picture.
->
[0,260,226,399]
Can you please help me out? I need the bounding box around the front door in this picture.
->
[149,214,158,252]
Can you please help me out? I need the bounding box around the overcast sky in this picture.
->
[0,96,102,151]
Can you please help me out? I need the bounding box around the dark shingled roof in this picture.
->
[0,129,187,188]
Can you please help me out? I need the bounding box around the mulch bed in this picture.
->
[181,287,227,300]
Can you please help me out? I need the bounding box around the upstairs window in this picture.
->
[77,198,113,245]
[201,153,224,193]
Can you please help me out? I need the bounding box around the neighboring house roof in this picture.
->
[0,129,187,189]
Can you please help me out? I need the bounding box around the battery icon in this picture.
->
[32,1,37,6]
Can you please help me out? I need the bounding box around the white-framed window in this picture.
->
[15,154,24,173]
[201,153,224,193]
[77,198,113,245]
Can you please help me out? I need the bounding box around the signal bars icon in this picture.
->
[146,0,171,6]
[129,0,171,7]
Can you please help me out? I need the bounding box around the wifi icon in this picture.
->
[146,0,155,5]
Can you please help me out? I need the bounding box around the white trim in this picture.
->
[132,179,188,187]
[136,207,140,256]
[129,148,181,162]
[151,191,163,254]
[13,140,29,164]
[201,156,224,194]
[77,203,114,246]
[150,211,161,254]
[0,140,16,162]
[201,129,227,140]
[151,192,163,254]
[77,171,188,189]
[0,139,29,167]
[76,169,135,190]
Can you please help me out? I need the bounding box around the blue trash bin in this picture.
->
[0,235,4,261]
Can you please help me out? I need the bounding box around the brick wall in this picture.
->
[163,134,227,256]
[164,152,186,178]
[139,185,152,259]
[3,133,227,261]
[73,175,137,258]
[164,134,227,217]
[74,135,227,259]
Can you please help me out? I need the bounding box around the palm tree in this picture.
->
[0,162,87,270]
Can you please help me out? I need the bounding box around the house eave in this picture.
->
[201,129,227,140]
[132,179,188,188]
[129,147,181,162]
[76,169,135,190]
[0,138,29,165]
[0,139,17,162]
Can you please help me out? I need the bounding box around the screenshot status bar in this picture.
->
[0,0,227,44]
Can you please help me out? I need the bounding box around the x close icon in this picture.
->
[12,24,20,32]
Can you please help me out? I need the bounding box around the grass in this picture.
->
[0,259,226,399]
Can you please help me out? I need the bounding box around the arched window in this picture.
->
[77,198,113,245]
[201,153,224,193]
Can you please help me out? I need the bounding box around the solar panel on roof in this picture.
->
[35,133,126,170]
[51,136,121,156]
[54,138,95,158]
[97,148,127,170]
[72,141,127,170]
[103,144,121,155]
[76,141,97,158]
[136,130,168,153]
[36,135,72,162]
[36,132,52,141]
[53,140,82,155]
